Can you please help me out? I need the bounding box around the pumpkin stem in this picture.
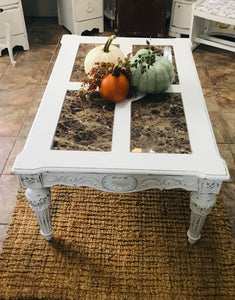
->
[104,35,117,53]
[146,39,155,52]
[112,63,122,77]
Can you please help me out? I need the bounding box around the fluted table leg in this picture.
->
[187,191,216,244]
[25,188,53,241]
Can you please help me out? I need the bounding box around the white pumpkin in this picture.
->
[84,35,125,76]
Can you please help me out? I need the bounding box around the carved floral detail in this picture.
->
[190,191,216,216]
[199,179,222,193]
[187,191,217,244]
[25,188,53,241]
[42,174,101,189]
[138,176,197,191]
[102,175,137,192]
[42,173,199,192]
[20,174,43,188]
[25,188,51,211]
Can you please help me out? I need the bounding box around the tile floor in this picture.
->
[0,17,234,251]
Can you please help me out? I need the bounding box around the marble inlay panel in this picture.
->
[130,94,191,154]
[70,43,102,82]
[70,43,179,83]
[51,91,115,151]
[132,45,179,84]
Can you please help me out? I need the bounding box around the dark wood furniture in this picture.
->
[114,0,167,37]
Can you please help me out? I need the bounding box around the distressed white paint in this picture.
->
[12,35,230,243]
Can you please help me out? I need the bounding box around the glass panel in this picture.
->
[51,91,115,151]
[132,45,179,84]
[130,93,191,154]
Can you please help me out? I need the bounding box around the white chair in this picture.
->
[190,0,235,52]
[0,0,29,66]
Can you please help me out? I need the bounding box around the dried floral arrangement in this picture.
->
[78,54,135,100]
[78,38,175,102]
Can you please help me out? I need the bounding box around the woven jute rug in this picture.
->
[0,186,234,300]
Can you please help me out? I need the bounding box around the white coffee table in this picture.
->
[12,35,229,244]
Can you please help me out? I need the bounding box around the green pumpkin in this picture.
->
[130,48,175,94]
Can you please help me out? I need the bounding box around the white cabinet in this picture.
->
[0,0,29,65]
[0,8,24,38]
[57,0,104,35]
[104,0,114,26]
[169,0,196,37]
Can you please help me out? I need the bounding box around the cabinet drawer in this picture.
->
[0,8,25,38]
[0,0,18,6]
[172,2,192,29]
[75,0,103,22]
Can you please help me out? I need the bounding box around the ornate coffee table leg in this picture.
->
[187,191,216,244]
[25,188,53,241]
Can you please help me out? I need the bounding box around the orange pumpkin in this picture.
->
[99,66,129,102]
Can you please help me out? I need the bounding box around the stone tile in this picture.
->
[24,16,35,31]
[0,48,18,64]
[221,113,235,144]
[3,135,27,174]
[214,88,235,114]
[0,106,28,137]
[34,83,47,99]
[28,18,70,39]
[196,67,213,88]
[0,83,39,106]
[218,144,235,184]
[0,62,9,79]
[3,158,16,175]
[51,45,61,63]
[0,175,20,223]
[209,112,231,144]
[31,83,47,106]
[0,137,15,174]
[28,17,61,31]
[230,144,235,162]
[193,46,235,68]
[43,62,55,83]
[207,66,235,89]
[222,183,235,208]
[10,135,25,154]
[18,106,39,137]
[15,45,57,62]
[202,87,219,113]
[0,61,48,84]
[0,225,9,252]
[28,29,63,46]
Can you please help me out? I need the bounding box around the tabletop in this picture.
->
[12,35,229,181]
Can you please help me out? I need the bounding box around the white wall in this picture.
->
[22,0,57,17]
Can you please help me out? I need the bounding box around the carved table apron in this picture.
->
[12,35,229,244]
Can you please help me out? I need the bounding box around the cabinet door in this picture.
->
[172,2,192,29]
[0,8,25,39]
[115,0,167,36]
[75,0,103,22]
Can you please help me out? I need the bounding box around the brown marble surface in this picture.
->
[51,91,115,151]
[70,43,179,84]
[52,91,191,154]
[70,43,101,82]
[131,93,191,154]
